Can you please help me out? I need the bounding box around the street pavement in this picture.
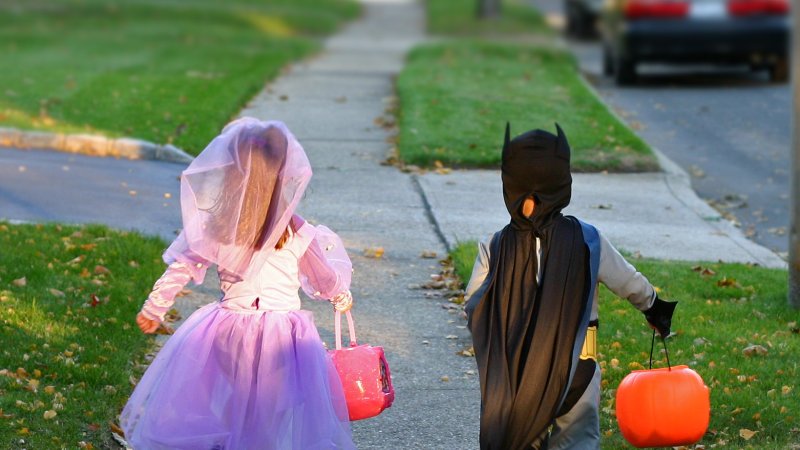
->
[0,0,790,449]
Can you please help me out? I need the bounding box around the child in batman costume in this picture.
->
[464,124,677,450]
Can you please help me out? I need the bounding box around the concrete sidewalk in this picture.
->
[418,152,787,268]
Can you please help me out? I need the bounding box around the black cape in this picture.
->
[469,124,593,449]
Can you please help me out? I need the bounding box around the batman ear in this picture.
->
[554,123,570,161]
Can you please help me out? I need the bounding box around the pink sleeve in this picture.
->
[162,230,209,284]
[298,224,352,301]
[140,262,195,322]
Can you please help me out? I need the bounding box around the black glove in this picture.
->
[644,296,677,338]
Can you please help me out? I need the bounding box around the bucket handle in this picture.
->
[334,310,358,350]
[649,329,672,370]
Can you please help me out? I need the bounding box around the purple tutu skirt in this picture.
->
[121,303,354,450]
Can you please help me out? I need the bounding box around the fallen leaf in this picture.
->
[717,277,741,288]
[155,323,174,335]
[420,250,438,259]
[363,247,384,259]
[12,277,26,287]
[742,344,768,357]
[440,375,450,382]
[93,265,111,275]
[49,288,65,298]
[109,422,125,436]
[739,428,757,440]
[43,410,57,420]
[111,432,130,448]
[67,255,85,265]
[164,308,182,323]
[89,294,100,307]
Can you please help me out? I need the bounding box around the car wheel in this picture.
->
[602,46,614,76]
[614,56,636,85]
[769,58,789,83]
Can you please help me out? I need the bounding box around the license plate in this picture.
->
[689,0,727,18]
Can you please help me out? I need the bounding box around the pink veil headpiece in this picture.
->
[164,117,312,280]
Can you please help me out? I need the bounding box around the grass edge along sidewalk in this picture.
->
[396,0,657,172]
[450,241,799,450]
[0,222,168,449]
[0,0,360,156]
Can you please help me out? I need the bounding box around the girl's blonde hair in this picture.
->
[275,227,290,250]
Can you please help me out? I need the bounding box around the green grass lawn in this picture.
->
[397,0,657,171]
[451,241,800,449]
[0,0,359,155]
[0,222,167,449]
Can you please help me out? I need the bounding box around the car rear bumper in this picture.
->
[621,17,790,63]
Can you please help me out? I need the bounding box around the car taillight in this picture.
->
[728,0,790,16]
[624,0,689,19]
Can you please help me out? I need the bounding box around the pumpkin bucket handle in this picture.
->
[649,329,672,370]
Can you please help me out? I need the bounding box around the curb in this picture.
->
[0,127,194,164]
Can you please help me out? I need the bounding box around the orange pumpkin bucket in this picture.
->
[615,331,710,448]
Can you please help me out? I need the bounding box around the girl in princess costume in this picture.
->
[121,117,356,449]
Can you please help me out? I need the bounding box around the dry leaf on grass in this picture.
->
[742,344,768,357]
[717,277,741,288]
[739,428,757,440]
[12,277,26,287]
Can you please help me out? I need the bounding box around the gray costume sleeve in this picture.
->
[464,235,494,329]
[598,231,656,311]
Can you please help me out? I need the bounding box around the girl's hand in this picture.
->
[136,312,160,334]
[331,290,353,313]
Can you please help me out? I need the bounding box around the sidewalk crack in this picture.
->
[411,174,450,253]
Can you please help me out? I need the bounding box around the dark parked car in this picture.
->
[600,0,791,84]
